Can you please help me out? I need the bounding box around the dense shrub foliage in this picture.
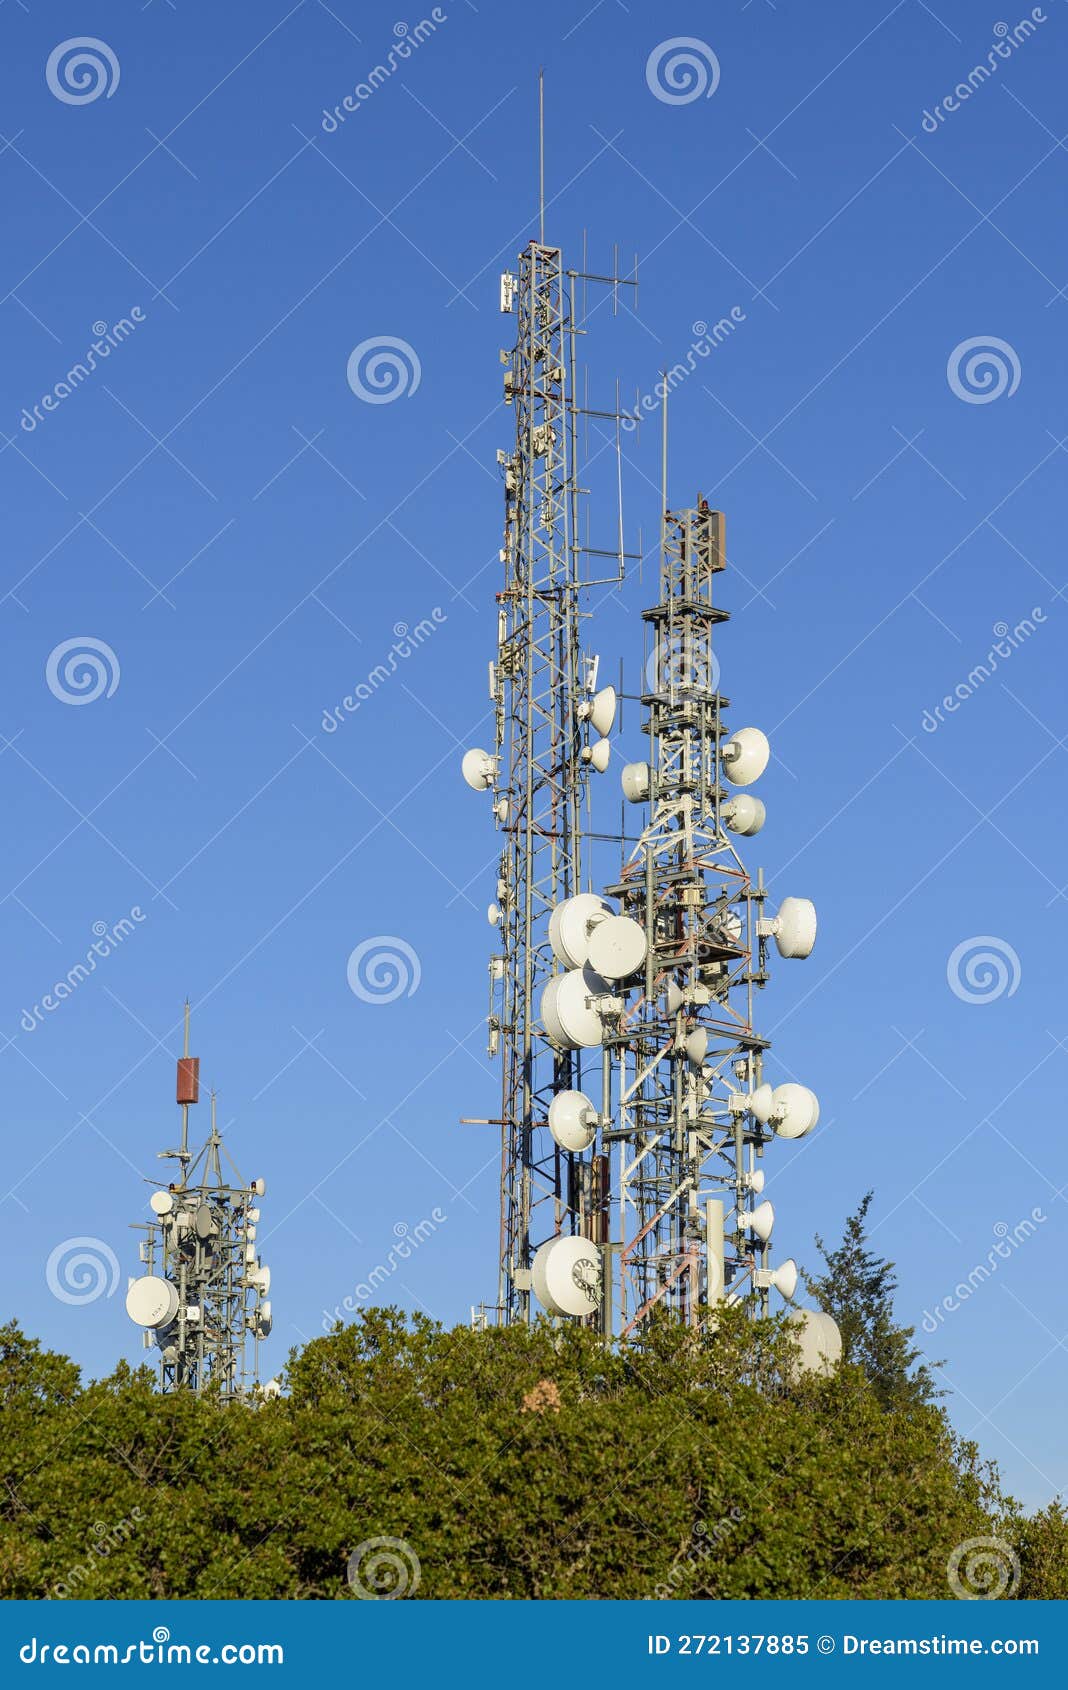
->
[1,1310,1062,1601]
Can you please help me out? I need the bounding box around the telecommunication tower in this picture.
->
[124,1004,274,1398]
[463,116,837,1370]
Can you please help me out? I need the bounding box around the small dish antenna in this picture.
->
[723,794,766,836]
[721,726,770,786]
[531,1235,602,1316]
[548,1089,598,1151]
[540,966,610,1049]
[125,1275,179,1329]
[761,896,817,960]
[548,893,612,969]
[461,748,495,791]
[621,761,650,803]
[739,1199,775,1241]
[580,738,611,772]
[578,684,617,737]
[586,914,648,980]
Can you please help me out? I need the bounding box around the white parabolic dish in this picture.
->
[786,1308,842,1377]
[532,1235,601,1316]
[548,893,612,969]
[774,896,817,959]
[547,1089,597,1152]
[586,914,648,980]
[149,1190,173,1216]
[540,966,609,1049]
[771,1082,820,1139]
[125,1275,179,1329]
[722,726,770,787]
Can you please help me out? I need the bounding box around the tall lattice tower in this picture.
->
[464,145,834,1371]
[124,1006,274,1397]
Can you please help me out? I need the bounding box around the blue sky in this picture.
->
[1,0,1066,1511]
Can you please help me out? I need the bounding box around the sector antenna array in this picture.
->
[462,208,834,1355]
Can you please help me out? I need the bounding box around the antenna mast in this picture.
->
[125,1006,275,1397]
[463,93,830,1362]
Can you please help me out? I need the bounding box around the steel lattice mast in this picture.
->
[125,1005,275,1397]
[465,138,829,1364]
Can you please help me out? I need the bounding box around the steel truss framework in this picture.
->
[474,233,798,1339]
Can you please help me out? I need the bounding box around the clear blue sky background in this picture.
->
[1,0,1065,1511]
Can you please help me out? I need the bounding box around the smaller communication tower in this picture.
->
[125,1004,273,1399]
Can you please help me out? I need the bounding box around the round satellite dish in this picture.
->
[770,1257,799,1301]
[461,747,494,791]
[549,893,612,968]
[540,967,609,1050]
[160,1344,178,1364]
[746,1168,766,1195]
[773,896,817,960]
[252,1178,266,1196]
[548,1089,597,1152]
[581,738,611,773]
[770,1083,820,1140]
[531,1235,601,1316]
[258,1298,273,1327]
[125,1275,179,1329]
[247,1207,261,1224]
[587,685,617,737]
[194,1203,216,1240]
[621,761,650,803]
[493,797,510,825]
[149,1190,173,1216]
[749,1083,775,1124]
[666,981,685,1015]
[786,1308,842,1378]
[741,1199,775,1242]
[487,903,501,926]
[722,726,770,787]
[250,1265,271,1294]
[587,915,648,980]
[684,1027,709,1066]
[724,794,766,837]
